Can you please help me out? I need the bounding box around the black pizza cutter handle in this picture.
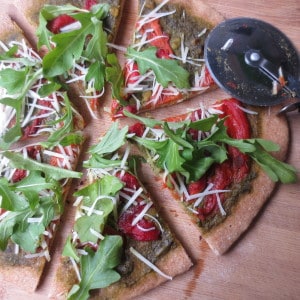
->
[244,49,300,113]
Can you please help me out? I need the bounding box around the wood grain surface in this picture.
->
[0,0,299,299]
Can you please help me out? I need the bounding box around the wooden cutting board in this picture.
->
[0,0,299,299]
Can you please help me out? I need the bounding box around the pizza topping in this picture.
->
[37,4,124,116]
[66,235,123,300]
[118,204,160,241]
[84,0,99,10]
[47,15,77,34]
[128,122,146,137]
[111,0,215,117]
[124,99,297,225]
[0,39,84,149]
[221,38,234,51]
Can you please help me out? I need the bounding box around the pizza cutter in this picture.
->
[204,17,300,113]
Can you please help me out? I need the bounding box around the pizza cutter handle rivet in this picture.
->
[249,52,260,62]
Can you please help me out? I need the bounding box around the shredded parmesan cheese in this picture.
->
[130,247,173,280]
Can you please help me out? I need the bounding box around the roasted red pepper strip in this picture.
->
[84,0,98,10]
[128,122,146,138]
[115,171,160,241]
[187,176,206,196]
[116,171,141,190]
[197,161,233,219]
[197,99,251,219]
[118,204,160,241]
[12,169,27,183]
[22,98,59,139]
[200,66,215,87]
[47,15,77,34]
[219,98,251,182]
[138,19,174,59]
[11,146,41,182]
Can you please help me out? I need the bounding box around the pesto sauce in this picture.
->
[116,217,175,283]
[158,2,213,82]
[197,169,257,233]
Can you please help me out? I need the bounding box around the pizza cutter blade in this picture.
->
[204,17,300,110]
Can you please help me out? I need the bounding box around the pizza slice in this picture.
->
[53,122,192,299]
[110,0,223,118]
[0,138,83,292]
[15,0,126,117]
[124,98,297,255]
[0,25,85,150]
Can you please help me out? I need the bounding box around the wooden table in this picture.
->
[1,0,299,299]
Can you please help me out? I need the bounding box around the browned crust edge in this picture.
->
[152,0,224,27]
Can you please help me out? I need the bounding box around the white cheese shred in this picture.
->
[131,201,153,226]
[221,38,233,51]
[130,247,173,280]
[70,257,81,282]
[89,228,105,240]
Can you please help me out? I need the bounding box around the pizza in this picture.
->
[0,17,85,150]
[110,0,223,118]
[125,98,297,255]
[0,0,298,299]
[52,122,192,299]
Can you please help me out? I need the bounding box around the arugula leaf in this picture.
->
[39,92,84,148]
[105,53,125,101]
[73,176,123,243]
[13,171,57,210]
[0,45,37,67]
[0,68,28,94]
[0,68,43,149]
[0,210,25,250]
[38,81,62,97]
[241,141,297,183]
[67,235,122,300]
[41,5,110,78]
[189,115,219,132]
[85,61,106,91]
[126,47,190,89]
[124,109,219,133]
[83,17,107,61]
[0,178,27,211]
[2,151,82,181]
[123,109,165,127]
[0,45,18,59]
[88,122,128,156]
[62,236,80,262]
[84,156,123,169]
[163,122,193,149]
[37,4,88,50]
[0,195,57,252]
[11,222,45,253]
